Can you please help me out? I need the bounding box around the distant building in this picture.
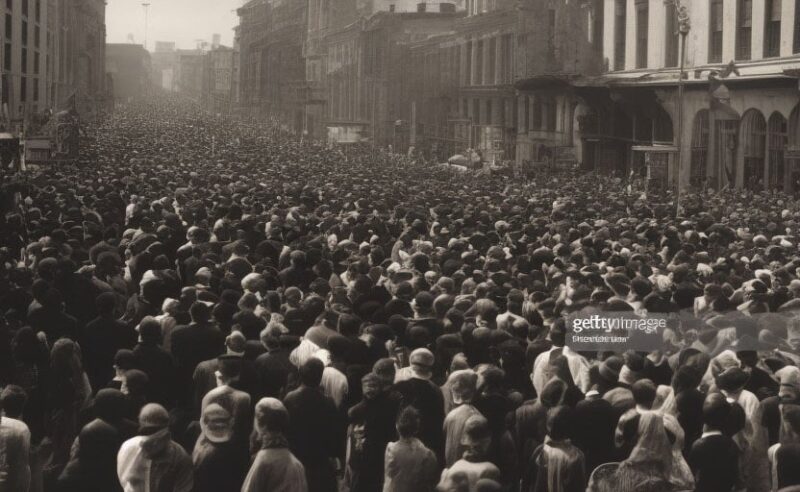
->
[237,0,305,128]
[155,41,175,53]
[201,46,236,113]
[151,41,178,92]
[176,49,204,101]
[106,44,151,102]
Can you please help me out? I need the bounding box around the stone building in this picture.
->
[54,0,107,115]
[236,0,305,129]
[299,0,462,144]
[0,0,106,123]
[575,0,800,192]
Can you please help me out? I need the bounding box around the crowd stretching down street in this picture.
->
[7,96,800,492]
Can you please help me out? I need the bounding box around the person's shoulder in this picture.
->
[119,435,143,454]
[0,416,29,435]
[168,439,193,463]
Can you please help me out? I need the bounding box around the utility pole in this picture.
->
[142,3,151,51]
[671,0,690,217]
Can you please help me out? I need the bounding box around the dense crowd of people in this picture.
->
[3,96,800,492]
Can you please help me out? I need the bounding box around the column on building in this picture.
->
[494,35,503,85]
[471,37,479,86]
[482,37,492,86]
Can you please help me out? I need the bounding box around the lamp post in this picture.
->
[671,0,690,217]
[142,3,151,51]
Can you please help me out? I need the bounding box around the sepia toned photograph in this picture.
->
[4,0,800,491]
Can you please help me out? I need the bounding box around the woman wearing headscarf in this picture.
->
[587,412,691,492]
[192,401,250,492]
[242,398,308,492]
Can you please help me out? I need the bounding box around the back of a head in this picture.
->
[396,405,421,439]
[190,301,211,323]
[299,357,325,387]
[547,405,573,441]
[549,318,567,346]
[139,316,162,343]
[255,397,290,435]
[702,392,732,431]
[217,355,243,381]
[0,385,27,419]
[138,403,169,434]
[96,291,117,315]
[632,379,657,408]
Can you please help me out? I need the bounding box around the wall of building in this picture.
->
[106,44,150,102]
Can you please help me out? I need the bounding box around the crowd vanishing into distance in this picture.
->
[4,96,800,492]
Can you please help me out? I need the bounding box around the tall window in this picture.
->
[736,0,752,60]
[476,39,484,85]
[664,3,679,67]
[635,0,648,68]
[614,0,626,70]
[795,0,800,52]
[709,0,724,63]
[465,41,472,85]
[593,0,604,55]
[764,0,781,57]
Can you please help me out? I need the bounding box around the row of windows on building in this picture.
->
[455,96,564,132]
[612,0,800,71]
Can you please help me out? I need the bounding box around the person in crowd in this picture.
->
[9,96,800,492]
[522,406,586,492]
[0,385,31,492]
[383,406,438,492]
[443,369,482,467]
[242,398,308,492]
[117,403,193,492]
[438,414,501,491]
[192,402,249,492]
[346,372,401,492]
[283,358,342,492]
[688,393,742,492]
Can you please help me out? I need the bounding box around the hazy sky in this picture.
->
[105,0,244,50]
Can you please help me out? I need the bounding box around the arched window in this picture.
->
[691,110,710,188]
[741,109,767,190]
[768,112,788,190]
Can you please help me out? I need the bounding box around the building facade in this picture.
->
[105,43,150,102]
[575,0,800,192]
[236,0,305,129]
[299,0,463,144]
[176,49,204,102]
[0,0,105,126]
[201,46,237,114]
[54,0,107,116]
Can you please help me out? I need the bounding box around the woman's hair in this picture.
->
[396,406,421,439]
